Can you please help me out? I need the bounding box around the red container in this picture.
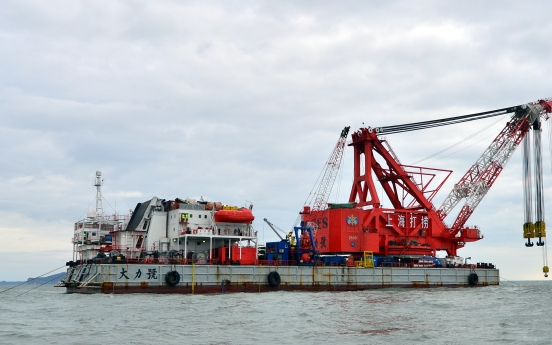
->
[217,246,256,265]
[309,208,380,254]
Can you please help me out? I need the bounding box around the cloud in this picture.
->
[103,191,144,199]
[1,0,551,280]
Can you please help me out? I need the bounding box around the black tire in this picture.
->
[468,273,479,285]
[267,271,281,287]
[165,271,180,286]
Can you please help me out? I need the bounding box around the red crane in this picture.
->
[301,99,552,275]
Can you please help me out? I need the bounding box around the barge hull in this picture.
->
[59,264,499,294]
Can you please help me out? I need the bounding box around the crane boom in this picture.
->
[263,218,284,240]
[312,126,350,212]
[437,102,551,233]
[264,218,296,245]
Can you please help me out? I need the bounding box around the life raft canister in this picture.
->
[214,208,255,223]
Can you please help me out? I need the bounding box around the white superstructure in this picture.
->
[72,173,258,265]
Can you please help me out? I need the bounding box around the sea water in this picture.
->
[0,281,550,345]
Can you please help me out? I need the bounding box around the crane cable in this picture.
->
[543,119,552,277]
[526,119,549,277]
[411,114,509,165]
[534,124,545,234]
[378,106,518,135]
[522,132,533,247]
[533,122,548,277]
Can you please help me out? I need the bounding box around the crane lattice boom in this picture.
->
[311,126,350,212]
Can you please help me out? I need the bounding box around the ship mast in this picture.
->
[94,171,103,218]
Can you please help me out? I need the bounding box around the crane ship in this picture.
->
[57,98,551,294]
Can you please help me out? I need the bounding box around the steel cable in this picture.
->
[14,274,66,298]
[534,126,544,223]
[0,265,66,294]
[378,106,518,135]
[413,128,504,166]
[523,133,533,226]
[532,121,549,276]
[411,114,509,165]
[380,112,512,134]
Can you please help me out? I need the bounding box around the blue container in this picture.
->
[374,256,398,267]
[265,240,290,261]
[420,256,442,268]
[319,255,348,266]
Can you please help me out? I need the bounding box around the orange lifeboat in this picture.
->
[214,208,255,223]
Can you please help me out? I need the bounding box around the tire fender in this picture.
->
[468,272,479,285]
[165,271,180,286]
[267,271,281,287]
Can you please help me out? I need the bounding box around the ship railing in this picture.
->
[109,245,174,254]
[257,260,297,266]
[380,262,400,268]
[75,223,119,231]
[116,258,301,266]
[181,229,257,237]
[123,258,227,265]
[89,214,129,222]
[75,217,127,226]
[379,262,439,268]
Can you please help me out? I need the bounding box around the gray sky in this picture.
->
[1,0,551,280]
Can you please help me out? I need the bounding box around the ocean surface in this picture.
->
[0,281,550,345]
